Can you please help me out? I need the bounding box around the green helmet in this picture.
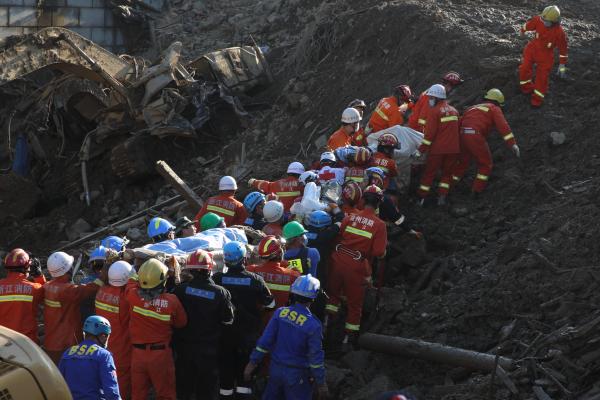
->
[283,221,307,240]
[200,212,224,231]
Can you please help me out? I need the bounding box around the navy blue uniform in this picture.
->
[250,303,325,400]
[59,339,121,400]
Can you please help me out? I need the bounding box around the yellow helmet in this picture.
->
[138,258,168,289]
[541,5,560,23]
[484,89,505,105]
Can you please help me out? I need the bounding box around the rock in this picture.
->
[325,363,351,393]
[340,350,371,378]
[113,189,122,201]
[89,190,101,202]
[450,205,469,217]
[138,201,147,210]
[155,196,170,205]
[314,134,328,150]
[127,227,144,241]
[549,131,566,146]
[0,173,41,222]
[66,218,92,241]
[348,375,395,400]
[110,206,121,215]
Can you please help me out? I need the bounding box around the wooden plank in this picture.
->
[155,160,204,210]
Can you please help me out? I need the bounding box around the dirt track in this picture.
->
[2,0,600,398]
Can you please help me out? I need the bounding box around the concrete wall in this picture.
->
[0,0,162,51]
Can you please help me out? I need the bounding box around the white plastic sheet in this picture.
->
[367,125,424,167]
[142,227,248,256]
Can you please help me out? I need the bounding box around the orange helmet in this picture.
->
[186,249,214,271]
[342,181,362,205]
[442,71,464,86]
[4,248,30,268]
[258,236,283,259]
[378,133,399,148]
[363,184,384,201]
[353,147,371,165]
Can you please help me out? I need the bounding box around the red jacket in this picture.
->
[460,102,516,146]
[351,127,368,146]
[369,152,398,188]
[0,272,45,342]
[338,208,387,260]
[368,96,405,133]
[521,16,568,64]
[43,275,101,351]
[247,260,299,309]
[407,92,428,132]
[344,166,366,184]
[327,128,353,151]
[95,285,131,366]
[126,288,187,345]
[419,100,460,155]
[195,194,247,229]
[251,176,303,212]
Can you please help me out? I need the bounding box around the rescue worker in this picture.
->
[326,185,387,345]
[417,84,460,206]
[95,260,134,398]
[81,246,118,323]
[147,217,176,243]
[370,133,400,190]
[339,147,371,184]
[248,162,305,212]
[175,216,197,237]
[348,99,368,146]
[101,235,129,252]
[364,167,386,190]
[59,315,120,400]
[262,200,286,237]
[452,89,521,194]
[519,5,568,107]
[247,236,300,325]
[340,180,363,215]
[244,274,328,400]
[174,250,234,400]
[44,251,105,364]
[126,258,187,400]
[0,248,45,343]
[317,152,346,185]
[327,108,362,150]
[213,241,274,400]
[243,191,267,230]
[408,71,464,133]
[200,212,226,231]
[283,221,320,277]
[368,84,413,134]
[195,176,247,230]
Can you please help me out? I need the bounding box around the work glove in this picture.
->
[29,258,43,277]
[512,144,520,158]
[557,65,567,79]
[243,362,257,382]
[317,383,330,399]
[408,229,423,240]
[248,178,256,186]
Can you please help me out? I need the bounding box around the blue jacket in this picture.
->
[284,247,320,277]
[250,303,325,385]
[59,339,121,400]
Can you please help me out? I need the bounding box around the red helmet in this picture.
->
[258,236,283,259]
[186,249,214,271]
[4,248,30,268]
[378,133,399,148]
[393,84,412,102]
[390,396,408,400]
[353,147,371,165]
[442,71,464,86]
[363,184,384,201]
[342,181,362,205]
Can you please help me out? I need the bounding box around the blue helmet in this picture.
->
[89,246,108,262]
[366,166,386,178]
[83,315,111,336]
[223,241,247,265]
[147,217,175,239]
[306,210,332,229]
[243,191,266,213]
[290,274,320,299]
[101,236,129,252]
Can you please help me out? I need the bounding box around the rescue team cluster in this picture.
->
[0,6,567,400]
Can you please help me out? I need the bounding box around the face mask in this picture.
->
[428,98,436,107]
[543,20,553,27]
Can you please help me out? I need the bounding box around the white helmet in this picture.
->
[320,152,336,164]
[108,260,133,287]
[219,176,238,191]
[263,200,284,223]
[287,162,305,175]
[341,107,361,124]
[299,171,319,185]
[425,84,447,99]
[47,251,75,278]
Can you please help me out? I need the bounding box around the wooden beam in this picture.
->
[155,160,204,210]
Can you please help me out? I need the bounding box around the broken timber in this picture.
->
[359,333,515,372]
[155,160,204,210]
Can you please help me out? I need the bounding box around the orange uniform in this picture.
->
[262,222,283,237]
[0,272,45,343]
[327,127,353,151]
[326,208,387,333]
[407,92,429,132]
[369,152,398,189]
[341,203,361,216]
[43,276,102,363]
[251,176,303,212]
[351,127,368,146]
[519,16,568,106]
[417,100,460,198]
[195,194,247,230]
[368,96,405,133]
[95,285,132,398]
[126,287,187,400]
[344,166,366,184]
